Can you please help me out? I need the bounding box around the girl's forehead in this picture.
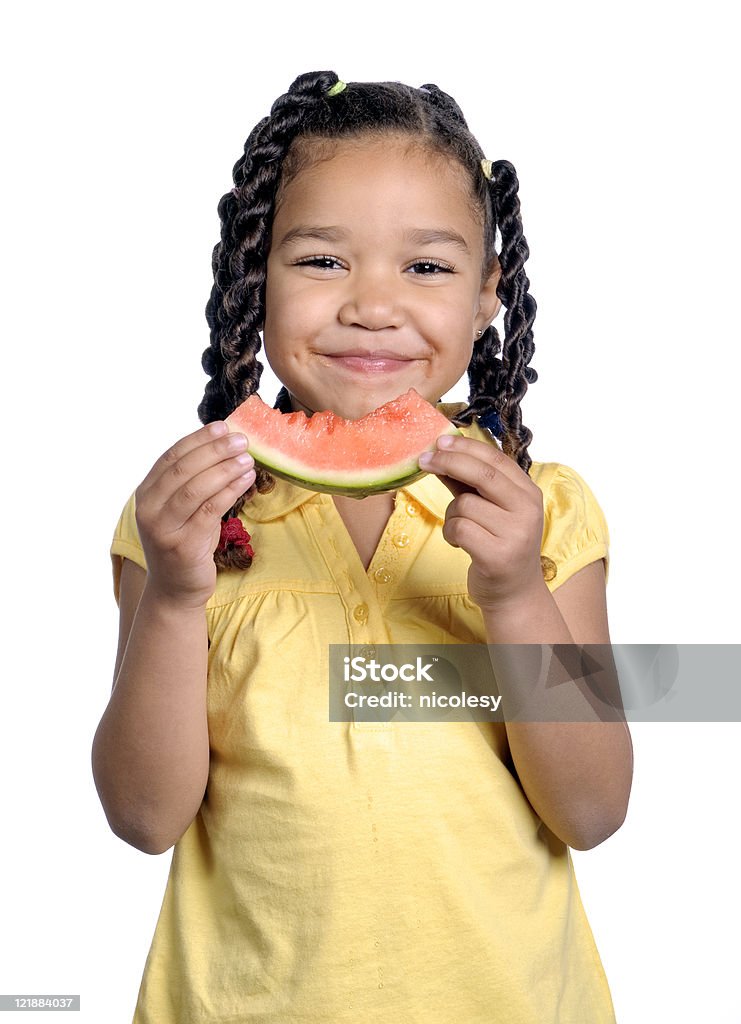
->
[275,135,479,224]
[284,133,468,184]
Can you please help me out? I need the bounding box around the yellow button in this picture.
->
[353,603,369,624]
[360,645,377,660]
[373,567,393,584]
[392,532,411,549]
[541,556,558,582]
[406,502,419,516]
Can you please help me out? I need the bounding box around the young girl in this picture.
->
[93,71,633,1024]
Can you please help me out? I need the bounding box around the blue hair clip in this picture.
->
[478,409,503,438]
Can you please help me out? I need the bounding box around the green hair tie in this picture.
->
[326,80,347,97]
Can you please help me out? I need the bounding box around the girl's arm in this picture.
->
[92,558,210,855]
[419,436,633,852]
[480,559,633,851]
[92,421,256,855]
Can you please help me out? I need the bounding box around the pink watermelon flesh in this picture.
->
[225,388,459,497]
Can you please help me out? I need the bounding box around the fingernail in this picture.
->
[227,432,248,451]
[437,434,454,448]
[418,451,434,468]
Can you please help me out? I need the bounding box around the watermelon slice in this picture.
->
[225,388,459,498]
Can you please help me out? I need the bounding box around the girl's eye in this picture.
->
[294,255,344,271]
[407,260,454,275]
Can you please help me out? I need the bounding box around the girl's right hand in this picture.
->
[134,421,255,609]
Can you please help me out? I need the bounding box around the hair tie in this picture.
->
[478,408,503,437]
[326,80,347,97]
[480,159,493,181]
[217,517,254,557]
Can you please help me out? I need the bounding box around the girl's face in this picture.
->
[264,137,501,420]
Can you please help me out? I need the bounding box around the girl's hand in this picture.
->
[418,434,545,613]
[134,422,256,609]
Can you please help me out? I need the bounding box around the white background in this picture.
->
[1,1,739,1021]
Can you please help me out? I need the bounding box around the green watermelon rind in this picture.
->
[248,423,460,498]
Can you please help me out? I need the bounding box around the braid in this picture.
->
[488,160,538,471]
[199,72,341,571]
[452,161,538,475]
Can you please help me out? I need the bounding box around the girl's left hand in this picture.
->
[418,434,545,613]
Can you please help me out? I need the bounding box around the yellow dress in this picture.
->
[110,408,615,1024]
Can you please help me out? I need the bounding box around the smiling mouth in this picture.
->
[322,350,420,373]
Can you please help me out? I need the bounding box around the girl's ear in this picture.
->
[475,262,502,335]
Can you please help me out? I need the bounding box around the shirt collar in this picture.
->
[244,402,499,524]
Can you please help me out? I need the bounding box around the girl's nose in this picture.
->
[337,269,406,331]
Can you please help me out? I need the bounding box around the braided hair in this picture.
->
[201,71,538,571]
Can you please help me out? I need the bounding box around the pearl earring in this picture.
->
[475,329,484,339]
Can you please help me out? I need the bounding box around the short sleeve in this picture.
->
[110,491,148,606]
[539,464,610,591]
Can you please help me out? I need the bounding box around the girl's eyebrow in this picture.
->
[276,225,470,255]
[277,225,347,248]
[405,228,470,255]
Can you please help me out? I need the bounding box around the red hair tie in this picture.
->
[217,517,254,557]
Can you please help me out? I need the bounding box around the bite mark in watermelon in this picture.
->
[225,388,459,498]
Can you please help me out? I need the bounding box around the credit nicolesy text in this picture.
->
[342,656,503,711]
